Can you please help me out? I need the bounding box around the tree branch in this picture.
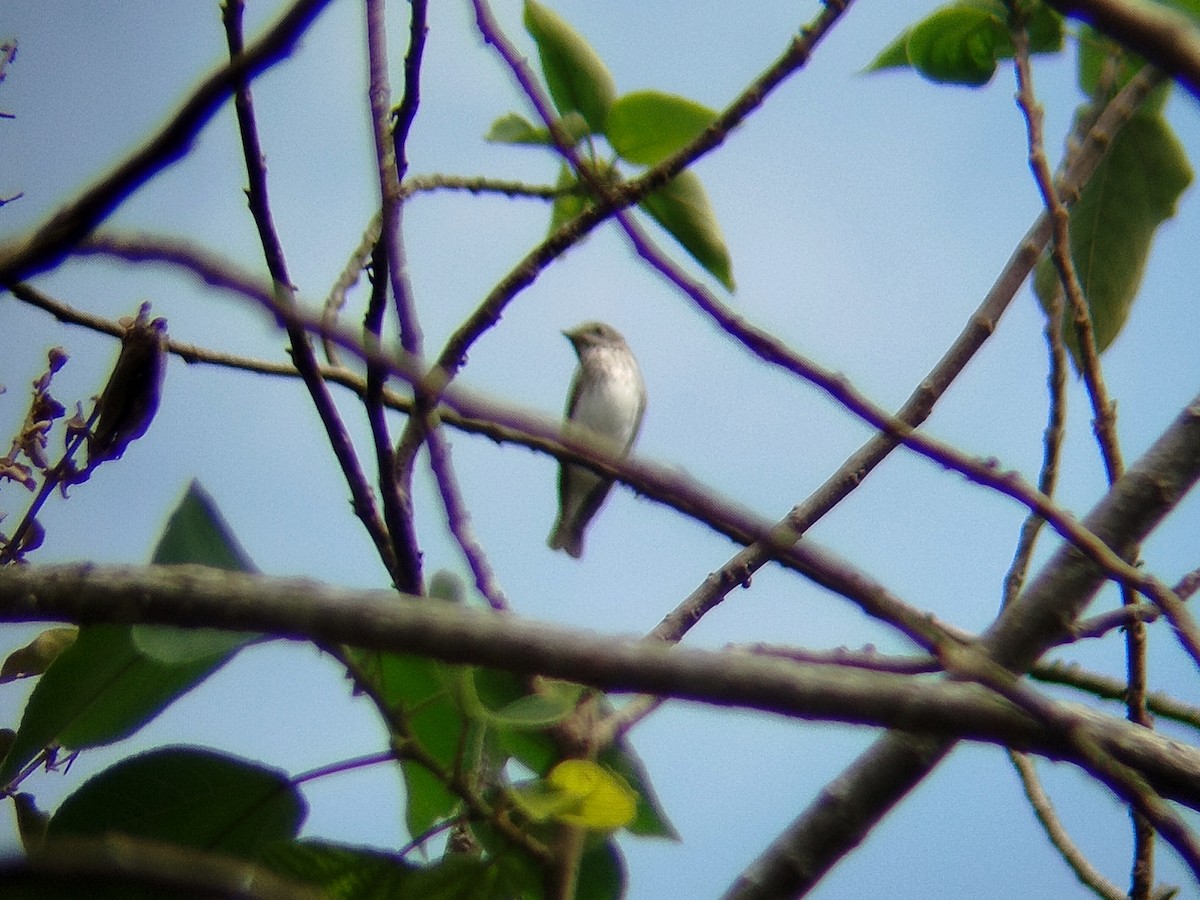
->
[723,389,1200,897]
[653,64,1168,644]
[0,0,336,285]
[1046,0,1200,97]
[5,562,1200,812]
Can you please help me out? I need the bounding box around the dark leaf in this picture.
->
[47,747,306,856]
[86,302,168,470]
[1034,113,1193,365]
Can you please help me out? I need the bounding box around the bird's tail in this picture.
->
[546,518,584,558]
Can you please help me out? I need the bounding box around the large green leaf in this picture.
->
[134,479,260,663]
[399,852,540,900]
[867,0,1063,85]
[576,839,626,900]
[150,479,256,571]
[606,91,718,166]
[0,625,234,784]
[641,169,735,291]
[1034,113,1192,365]
[0,482,254,784]
[258,839,418,899]
[47,747,305,856]
[352,651,470,837]
[524,0,616,133]
[598,737,679,840]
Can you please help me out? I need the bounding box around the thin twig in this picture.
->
[221,0,400,584]
[402,173,567,201]
[1009,750,1128,900]
[1001,280,1067,608]
[1009,17,1153,892]
[374,0,516,614]
[321,213,380,366]
[362,241,420,592]
[650,64,1166,646]
[1032,661,1200,734]
[424,426,510,611]
[364,0,425,590]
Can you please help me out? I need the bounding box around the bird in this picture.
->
[547,321,646,558]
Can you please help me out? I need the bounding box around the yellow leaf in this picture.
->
[545,760,637,831]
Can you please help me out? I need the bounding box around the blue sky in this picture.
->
[2,1,1200,897]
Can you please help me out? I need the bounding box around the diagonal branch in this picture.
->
[1045,0,1200,97]
[653,63,1166,644]
[723,389,1200,897]
[0,0,336,286]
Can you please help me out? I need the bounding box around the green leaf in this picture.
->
[865,31,911,72]
[13,792,48,851]
[0,483,260,782]
[1034,113,1193,365]
[258,839,418,898]
[549,164,587,235]
[458,668,584,730]
[495,717,561,778]
[401,853,541,900]
[906,3,1008,85]
[134,479,260,664]
[1165,0,1200,19]
[47,747,305,856]
[641,169,734,290]
[489,680,586,729]
[524,0,616,133]
[576,839,626,900]
[514,760,637,830]
[599,736,680,840]
[151,479,257,571]
[868,1,1063,86]
[485,110,590,147]
[607,90,718,166]
[1021,2,1067,54]
[352,651,469,837]
[0,625,236,784]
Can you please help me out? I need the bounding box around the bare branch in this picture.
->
[1046,0,1200,97]
[654,64,1168,644]
[1009,751,1128,900]
[0,0,337,285]
[723,387,1200,897]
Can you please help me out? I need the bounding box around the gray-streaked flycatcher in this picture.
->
[547,321,646,559]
